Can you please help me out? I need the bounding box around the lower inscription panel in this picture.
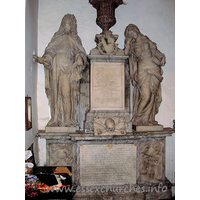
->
[79,144,137,186]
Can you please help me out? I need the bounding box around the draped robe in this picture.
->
[43,33,87,127]
[130,37,164,125]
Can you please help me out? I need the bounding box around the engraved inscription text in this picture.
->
[91,62,125,110]
[80,144,137,186]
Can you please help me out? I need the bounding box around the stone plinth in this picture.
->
[45,126,76,133]
[133,124,163,132]
[84,55,132,133]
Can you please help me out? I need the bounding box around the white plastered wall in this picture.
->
[36,0,175,189]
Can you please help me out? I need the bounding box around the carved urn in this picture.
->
[89,0,123,31]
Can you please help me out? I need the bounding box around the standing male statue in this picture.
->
[34,14,87,127]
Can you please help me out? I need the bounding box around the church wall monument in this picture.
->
[35,1,174,199]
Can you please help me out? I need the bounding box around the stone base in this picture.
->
[133,124,163,132]
[45,126,77,133]
[37,129,174,200]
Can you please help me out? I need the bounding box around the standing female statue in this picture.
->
[124,24,166,126]
[33,14,87,127]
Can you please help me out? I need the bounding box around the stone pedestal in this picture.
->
[84,55,132,133]
[38,128,174,200]
[45,126,77,133]
[133,124,163,132]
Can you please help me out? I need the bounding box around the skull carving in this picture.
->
[105,118,115,132]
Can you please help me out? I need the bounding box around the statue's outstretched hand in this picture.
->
[33,55,42,63]
[33,55,49,66]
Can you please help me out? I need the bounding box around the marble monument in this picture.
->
[35,1,174,200]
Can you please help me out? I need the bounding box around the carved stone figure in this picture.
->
[140,141,163,181]
[124,24,166,126]
[33,14,87,127]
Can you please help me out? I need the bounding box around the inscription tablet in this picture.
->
[91,62,125,110]
[79,144,137,186]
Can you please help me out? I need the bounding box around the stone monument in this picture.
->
[36,2,174,200]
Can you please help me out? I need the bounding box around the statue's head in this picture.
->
[58,14,77,35]
[124,24,140,39]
